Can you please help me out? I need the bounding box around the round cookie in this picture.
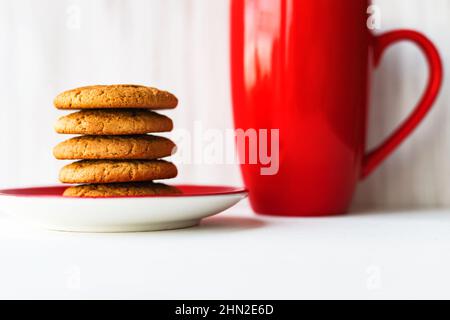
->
[54,84,178,110]
[63,182,182,197]
[53,135,177,160]
[54,109,173,135]
[59,160,178,184]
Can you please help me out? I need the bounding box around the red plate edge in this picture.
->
[0,185,248,199]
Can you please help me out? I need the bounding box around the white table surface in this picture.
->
[0,200,449,300]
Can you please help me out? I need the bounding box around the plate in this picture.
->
[0,185,248,233]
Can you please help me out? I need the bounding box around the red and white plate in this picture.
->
[0,185,248,232]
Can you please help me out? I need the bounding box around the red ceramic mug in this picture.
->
[230,0,443,216]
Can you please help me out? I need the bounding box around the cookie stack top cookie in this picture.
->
[53,85,181,197]
[54,84,178,109]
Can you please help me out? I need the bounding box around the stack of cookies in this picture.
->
[53,85,181,197]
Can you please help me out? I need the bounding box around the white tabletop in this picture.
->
[0,200,449,300]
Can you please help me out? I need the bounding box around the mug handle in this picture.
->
[361,30,443,179]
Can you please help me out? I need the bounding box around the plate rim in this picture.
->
[0,184,248,199]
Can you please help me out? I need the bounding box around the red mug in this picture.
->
[230,0,443,216]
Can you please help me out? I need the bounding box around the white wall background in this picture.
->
[0,0,448,209]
